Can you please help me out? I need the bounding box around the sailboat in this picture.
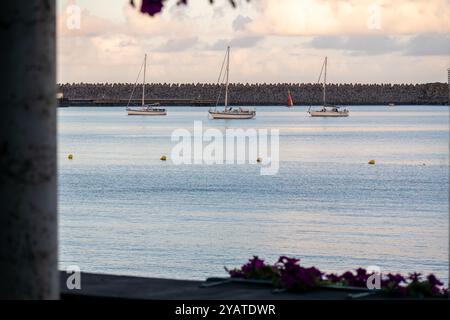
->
[308,57,349,117]
[209,46,256,120]
[287,90,294,107]
[126,54,167,116]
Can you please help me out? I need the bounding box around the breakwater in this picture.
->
[58,82,449,106]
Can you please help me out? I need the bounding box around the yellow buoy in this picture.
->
[68,154,73,160]
[368,160,375,165]
[256,157,262,163]
[160,155,167,161]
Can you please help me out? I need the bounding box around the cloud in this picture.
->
[307,35,403,55]
[248,0,450,36]
[231,36,264,48]
[212,5,226,18]
[57,0,450,84]
[57,7,121,37]
[307,33,450,56]
[232,15,252,31]
[168,2,190,20]
[208,36,264,50]
[404,33,450,56]
[157,37,199,52]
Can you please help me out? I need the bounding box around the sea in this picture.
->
[58,105,449,284]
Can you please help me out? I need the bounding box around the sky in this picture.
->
[57,0,450,84]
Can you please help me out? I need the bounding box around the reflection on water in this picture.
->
[58,105,449,283]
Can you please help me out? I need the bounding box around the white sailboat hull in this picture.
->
[126,54,166,117]
[209,110,256,119]
[308,57,350,118]
[210,47,256,120]
[127,110,167,116]
[309,110,349,117]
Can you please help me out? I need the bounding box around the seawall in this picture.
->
[58,82,449,106]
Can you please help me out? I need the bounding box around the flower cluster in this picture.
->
[130,0,240,17]
[226,256,448,298]
[380,273,407,296]
[225,256,278,281]
[275,256,323,292]
[325,269,448,298]
[396,273,448,298]
[326,268,373,288]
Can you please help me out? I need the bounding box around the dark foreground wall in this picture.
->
[58,82,449,105]
[0,0,58,299]
[60,272,381,300]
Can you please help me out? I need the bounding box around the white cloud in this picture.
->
[56,0,450,84]
[248,0,450,36]
[232,15,252,31]
[306,33,450,56]
[157,37,200,52]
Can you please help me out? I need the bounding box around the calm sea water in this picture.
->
[58,106,449,283]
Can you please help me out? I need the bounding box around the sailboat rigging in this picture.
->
[308,57,349,117]
[126,53,167,116]
[209,46,256,120]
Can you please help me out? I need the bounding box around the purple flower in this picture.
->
[227,256,278,281]
[386,273,405,284]
[331,269,370,288]
[427,274,443,287]
[277,256,300,265]
[131,0,240,17]
[326,273,341,283]
[241,256,265,274]
[275,257,323,291]
[226,256,449,297]
[140,0,165,16]
[381,273,407,297]
[408,272,422,282]
[227,269,244,278]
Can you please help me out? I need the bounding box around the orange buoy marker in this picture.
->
[368,160,375,165]
[68,154,73,160]
[160,155,167,161]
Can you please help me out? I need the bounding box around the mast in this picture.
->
[323,56,327,106]
[224,46,230,110]
[142,53,147,106]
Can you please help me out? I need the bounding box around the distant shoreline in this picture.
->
[57,102,450,107]
[58,82,450,106]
